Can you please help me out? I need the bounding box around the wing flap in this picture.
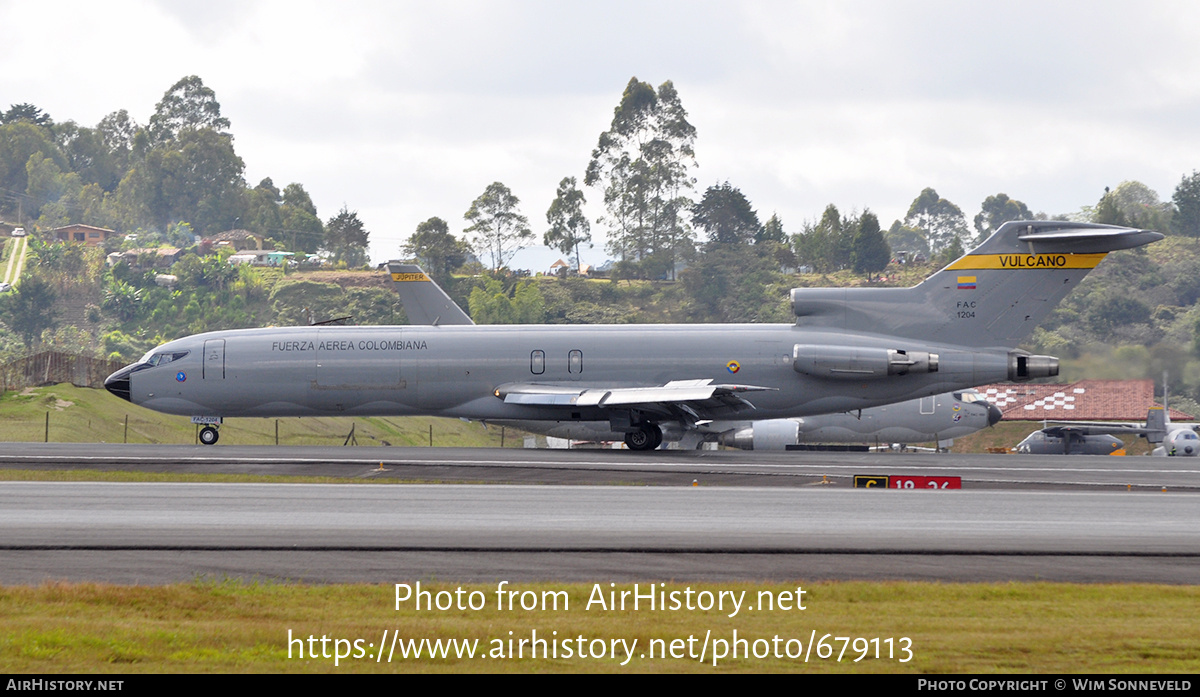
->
[496,379,775,415]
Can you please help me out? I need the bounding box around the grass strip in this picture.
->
[0,579,1196,673]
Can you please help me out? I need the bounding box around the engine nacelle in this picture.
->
[720,419,800,450]
[1007,351,1059,381]
[793,344,938,380]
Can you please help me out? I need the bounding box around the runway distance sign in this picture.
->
[891,476,962,489]
[853,475,890,488]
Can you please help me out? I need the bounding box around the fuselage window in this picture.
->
[568,349,583,374]
[531,350,545,375]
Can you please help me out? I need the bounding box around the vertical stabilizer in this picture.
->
[385,262,474,326]
[1145,406,1168,443]
[791,221,1163,347]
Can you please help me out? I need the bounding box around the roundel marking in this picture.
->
[176,372,187,382]
[726,360,740,374]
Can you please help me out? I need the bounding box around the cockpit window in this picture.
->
[953,391,986,404]
[146,350,190,367]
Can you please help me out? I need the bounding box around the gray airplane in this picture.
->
[1018,406,1199,456]
[387,262,1002,449]
[1014,427,1128,455]
[104,221,1161,448]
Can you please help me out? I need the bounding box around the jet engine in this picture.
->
[793,345,938,380]
[1007,351,1058,381]
[720,419,800,450]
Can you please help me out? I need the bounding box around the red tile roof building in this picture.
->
[975,379,1192,421]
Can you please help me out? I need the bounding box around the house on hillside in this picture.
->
[53,224,119,247]
[228,250,293,266]
[106,247,184,268]
[204,229,265,252]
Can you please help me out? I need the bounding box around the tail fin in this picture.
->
[385,262,474,326]
[1144,406,1168,443]
[791,221,1163,348]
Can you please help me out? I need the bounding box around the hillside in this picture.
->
[0,383,524,448]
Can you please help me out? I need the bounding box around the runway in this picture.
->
[2,475,1198,584]
[3,442,1200,490]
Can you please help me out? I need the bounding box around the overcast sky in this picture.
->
[3,1,1199,265]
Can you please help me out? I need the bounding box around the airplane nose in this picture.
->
[104,366,134,402]
[987,404,1003,426]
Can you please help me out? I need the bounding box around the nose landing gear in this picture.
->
[199,425,220,445]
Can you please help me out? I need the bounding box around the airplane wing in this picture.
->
[1040,422,1150,437]
[495,379,776,421]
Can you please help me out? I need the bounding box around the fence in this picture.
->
[0,351,126,392]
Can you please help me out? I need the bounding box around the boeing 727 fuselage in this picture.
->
[105,221,1162,448]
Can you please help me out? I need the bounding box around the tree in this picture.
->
[463,182,532,271]
[113,125,246,233]
[53,121,119,191]
[1,103,52,127]
[584,77,697,277]
[25,151,82,219]
[692,182,760,246]
[403,216,470,282]
[102,279,144,322]
[148,75,231,145]
[0,121,61,197]
[758,214,786,244]
[1101,181,1173,230]
[794,204,853,272]
[279,183,325,253]
[544,177,591,271]
[904,188,968,254]
[885,220,928,259]
[1172,171,1200,238]
[851,210,890,279]
[324,205,370,267]
[974,193,1031,242]
[244,177,284,237]
[0,274,57,348]
[1093,187,1126,226]
[467,277,546,324]
[96,109,139,177]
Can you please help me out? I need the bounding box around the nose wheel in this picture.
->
[199,425,220,445]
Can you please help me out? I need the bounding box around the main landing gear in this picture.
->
[199,425,220,445]
[624,423,663,451]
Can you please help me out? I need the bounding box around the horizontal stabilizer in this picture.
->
[791,221,1163,348]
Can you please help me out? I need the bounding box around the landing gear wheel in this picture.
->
[624,423,662,451]
[199,425,220,445]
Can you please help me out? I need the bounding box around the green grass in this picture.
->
[0,383,525,447]
[0,580,1196,673]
